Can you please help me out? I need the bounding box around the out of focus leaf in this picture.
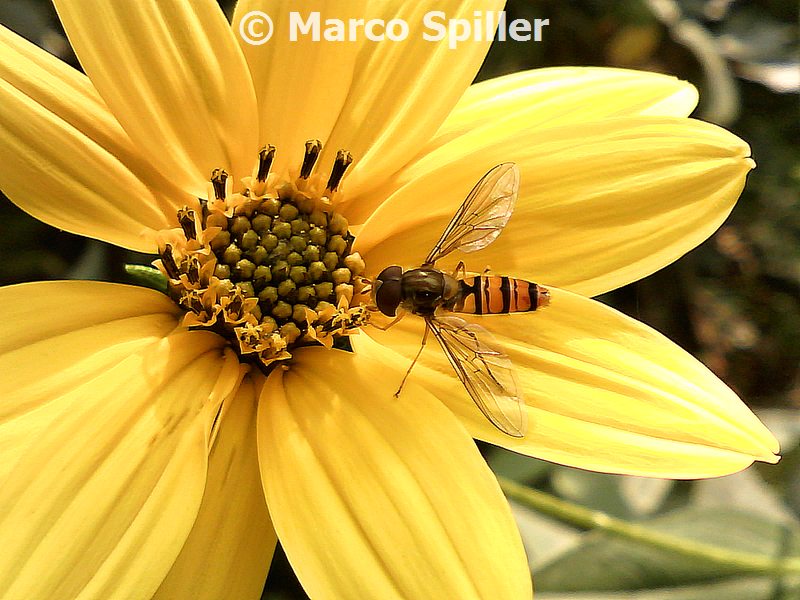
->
[486,447,553,483]
[511,500,583,569]
[549,468,676,520]
[759,410,800,451]
[537,576,788,600]
[736,62,800,94]
[620,477,676,518]
[535,507,800,592]
[551,468,634,520]
[692,468,798,525]
[67,240,109,281]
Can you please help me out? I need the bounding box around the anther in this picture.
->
[211,169,229,200]
[326,150,353,192]
[183,256,201,284]
[257,145,276,182]
[161,243,180,280]
[179,293,204,314]
[300,139,322,179]
[177,207,197,240]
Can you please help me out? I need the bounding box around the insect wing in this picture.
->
[424,163,519,265]
[427,315,527,437]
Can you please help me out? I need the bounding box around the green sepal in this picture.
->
[124,264,169,294]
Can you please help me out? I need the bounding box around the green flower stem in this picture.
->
[498,475,800,576]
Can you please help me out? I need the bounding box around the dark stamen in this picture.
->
[230,292,244,314]
[161,244,180,279]
[180,293,203,313]
[183,256,200,284]
[211,169,228,200]
[177,208,197,240]
[326,150,353,192]
[300,139,322,179]
[257,145,276,182]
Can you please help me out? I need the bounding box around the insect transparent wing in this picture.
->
[424,163,519,265]
[427,315,527,437]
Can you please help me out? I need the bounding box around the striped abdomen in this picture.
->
[453,276,549,314]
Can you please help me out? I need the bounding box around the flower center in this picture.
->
[155,141,369,372]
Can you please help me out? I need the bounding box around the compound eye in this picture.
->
[375,279,401,317]
[377,265,403,283]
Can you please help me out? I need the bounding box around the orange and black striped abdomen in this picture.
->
[454,276,548,314]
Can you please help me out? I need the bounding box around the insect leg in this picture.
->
[369,309,407,331]
[394,322,431,398]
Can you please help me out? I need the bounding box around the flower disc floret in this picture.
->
[155,143,368,370]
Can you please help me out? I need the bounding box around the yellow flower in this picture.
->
[0,1,779,599]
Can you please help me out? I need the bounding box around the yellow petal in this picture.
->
[0,75,165,252]
[233,0,366,178]
[320,0,504,212]
[356,288,779,478]
[434,67,698,144]
[53,0,259,196]
[347,67,698,223]
[0,26,192,244]
[418,67,699,181]
[155,375,276,600]
[357,117,753,297]
[0,281,243,598]
[258,347,531,600]
[0,28,190,251]
[0,281,181,483]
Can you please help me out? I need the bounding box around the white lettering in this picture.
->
[448,18,471,49]
[533,18,549,41]
[323,19,345,41]
[496,11,505,41]
[364,18,384,41]
[283,11,547,46]
[289,12,318,41]
[422,11,447,41]
[508,19,531,41]
[385,18,409,41]
[348,18,365,41]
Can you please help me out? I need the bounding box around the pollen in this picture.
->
[155,141,370,372]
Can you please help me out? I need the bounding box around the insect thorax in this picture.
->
[400,268,459,316]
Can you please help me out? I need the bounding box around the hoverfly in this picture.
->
[371,163,550,438]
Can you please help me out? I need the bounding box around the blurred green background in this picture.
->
[1,1,798,598]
